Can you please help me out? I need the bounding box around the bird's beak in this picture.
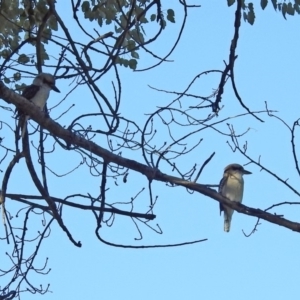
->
[243,169,252,175]
[51,85,60,93]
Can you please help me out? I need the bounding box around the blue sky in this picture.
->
[2,1,300,299]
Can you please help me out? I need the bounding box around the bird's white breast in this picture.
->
[30,84,51,109]
[222,174,244,203]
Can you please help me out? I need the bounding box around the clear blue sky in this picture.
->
[2,1,300,299]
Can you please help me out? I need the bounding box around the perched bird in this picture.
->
[219,163,251,232]
[16,73,60,138]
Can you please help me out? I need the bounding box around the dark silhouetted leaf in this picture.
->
[18,54,30,64]
[49,16,58,31]
[282,2,287,19]
[261,0,268,10]
[131,51,139,59]
[4,77,10,84]
[271,0,277,10]
[81,1,90,13]
[150,14,156,21]
[167,9,175,23]
[247,3,256,25]
[129,59,137,70]
[13,72,21,81]
[294,3,300,14]
[287,2,295,15]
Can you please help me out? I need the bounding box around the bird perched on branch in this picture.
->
[16,73,60,138]
[219,163,251,232]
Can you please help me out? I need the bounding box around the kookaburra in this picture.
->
[219,163,251,232]
[17,73,60,138]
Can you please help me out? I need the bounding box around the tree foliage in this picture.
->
[0,0,300,299]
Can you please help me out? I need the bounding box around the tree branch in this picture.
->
[1,81,300,233]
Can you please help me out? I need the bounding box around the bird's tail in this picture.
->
[21,118,28,138]
[223,208,233,232]
[224,219,231,232]
[17,115,28,139]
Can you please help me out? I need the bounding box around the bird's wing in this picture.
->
[22,84,40,99]
[218,175,226,215]
[219,203,224,215]
[15,84,40,118]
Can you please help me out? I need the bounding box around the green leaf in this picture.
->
[130,29,144,43]
[49,16,58,31]
[127,40,136,51]
[247,3,255,25]
[139,15,148,24]
[0,49,9,59]
[9,37,19,51]
[261,0,268,10]
[271,0,277,10]
[150,14,156,21]
[128,59,137,70]
[227,0,235,6]
[131,51,139,59]
[87,11,96,21]
[247,10,255,25]
[120,15,128,28]
[38,44,49,65]
[81,1,90,13]
[13,72,21,81]
[167,9,175,23]
[294,3,300,14]
[287,2,295,15]
[135,6,148,23]
[42,28,52,42]
[23,19,31,31]
[282,2,287,19]
[114,26,122,33]
[4,77,10,84]
[18,54,30,64]
[115,56,121,65]
[123,59,129,67]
